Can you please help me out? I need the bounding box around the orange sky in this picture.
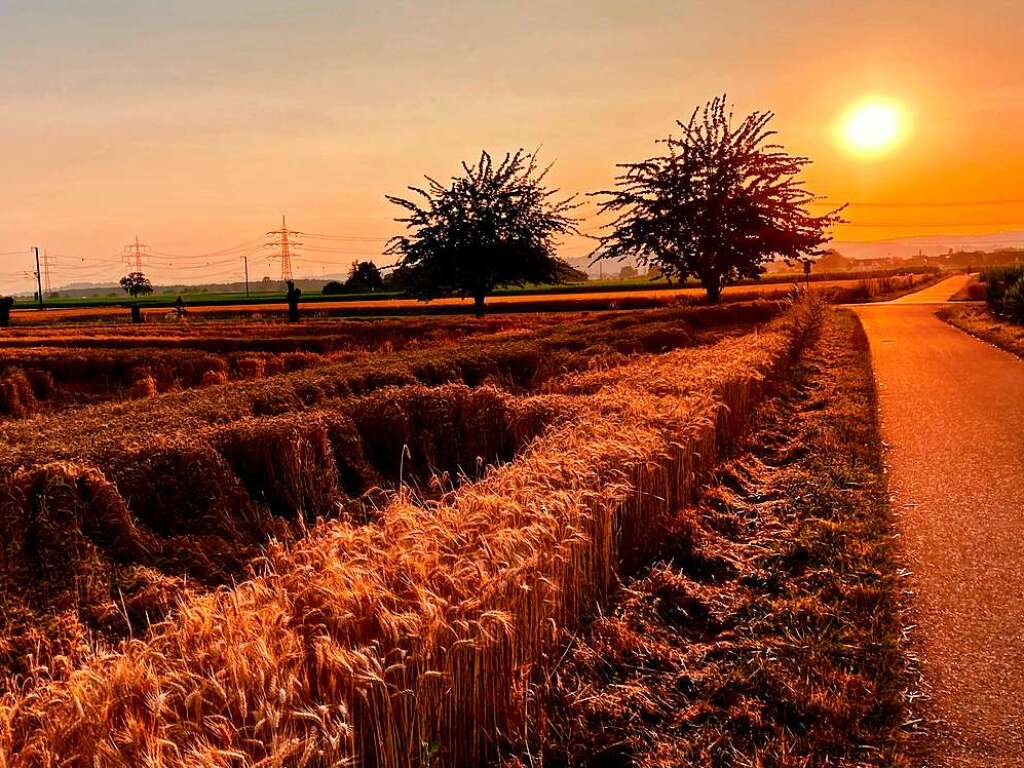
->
[1,1,1022,291]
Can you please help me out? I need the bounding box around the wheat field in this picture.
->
[0,297,820,766]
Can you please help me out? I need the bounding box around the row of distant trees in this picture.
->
[384,96,845,314]
[322,261,387,295]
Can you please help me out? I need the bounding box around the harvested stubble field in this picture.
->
[0,296,908,767]
[0,315,570,418]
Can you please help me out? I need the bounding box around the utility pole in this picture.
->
[32,247,43,309]
[243,254,250,297]
[266,215,302,283]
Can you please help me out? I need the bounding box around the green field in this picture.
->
[12,266,941,311]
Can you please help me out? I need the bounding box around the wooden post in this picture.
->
[286,280,301,322]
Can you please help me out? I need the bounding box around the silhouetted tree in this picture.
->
[815,249,852,272]
[646,265,667,283]
[345,260,384,292]
[552,261,589,283]
[322,280,347,295]
[119,272,153,299]
[382,264,412,291]
[385,150,581,316]
[618,265,638,279]
[592,96,846,303]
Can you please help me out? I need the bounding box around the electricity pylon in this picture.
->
[265,216,302,282]
[123,236,150,273]
[42,250,54,296]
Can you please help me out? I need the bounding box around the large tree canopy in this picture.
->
[345,260,384,292]
[385,150,580,315]
[592,96,846,303]
[119,272,153,299]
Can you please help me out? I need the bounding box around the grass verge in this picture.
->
[937,304,1024,359]
[506,308,922,767]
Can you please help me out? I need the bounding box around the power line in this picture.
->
[149,236,266,260]
[844,221,1024,228]
[302,246,384,256]
[303,233,390,242]
[813,198,1024,209]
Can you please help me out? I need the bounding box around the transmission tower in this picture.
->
[265,216,302,282]
[123,236,150,273]
[42,250,54,296]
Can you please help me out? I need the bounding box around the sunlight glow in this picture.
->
[836,96,910,158]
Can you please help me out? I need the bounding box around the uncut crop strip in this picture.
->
[0,383,574,682]
[0,299,819,766]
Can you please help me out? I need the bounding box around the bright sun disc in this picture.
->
[836,97,909,157]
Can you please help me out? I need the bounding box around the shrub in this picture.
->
[322,280,347,295]
[984,265,1024,323]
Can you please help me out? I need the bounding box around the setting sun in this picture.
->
[836,96,910,157]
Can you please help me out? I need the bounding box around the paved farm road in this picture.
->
[854,276,1024,767]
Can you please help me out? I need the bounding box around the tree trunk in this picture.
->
[473,294,486,318]
[702,274,722,304]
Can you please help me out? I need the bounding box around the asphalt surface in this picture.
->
[854,276,1024,767]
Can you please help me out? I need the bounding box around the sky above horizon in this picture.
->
[1,0,1023,291]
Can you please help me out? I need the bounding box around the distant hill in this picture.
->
[835,231,1024,261]
[33,276,349,300]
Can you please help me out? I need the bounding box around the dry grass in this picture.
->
[0,299,817,766]
[508,309,920,767]
[821,271,941,303]
[949,276,988,302]
[937,304,1024,359]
